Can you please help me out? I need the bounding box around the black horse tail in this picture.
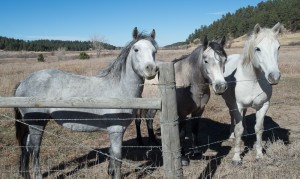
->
[14,82,28,146]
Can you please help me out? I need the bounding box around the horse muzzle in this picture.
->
[213,82,228,95]
[268,71,281,85]
[144,64,158,80]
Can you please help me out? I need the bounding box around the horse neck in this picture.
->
[240,54,265,81]
[189,48,207,84]
[120,55,144,98]
[176,51,207,86]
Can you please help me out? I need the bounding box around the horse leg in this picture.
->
[29,122,47,179]
[255,102,269,160]
[179,118,189,166]
[242,109,248,136]
[107,126,124,179]
[135,118,143,146]
[146,109,159,145]
[15,121,30,179]
[191,109,204,154]
[231,108,244,165]
[229,109,247,139]
[229,111,235,140]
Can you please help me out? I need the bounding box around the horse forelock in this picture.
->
[97,32,157,79]
[242,28,278,66]
[208,42,227,58]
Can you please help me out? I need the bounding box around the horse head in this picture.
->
[129,27,158,80]
[249,22,283,85]
[201,35,228,94]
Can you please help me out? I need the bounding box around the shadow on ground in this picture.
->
[42,135,163,178]
[187,114,290,179]
[43,114,289,178]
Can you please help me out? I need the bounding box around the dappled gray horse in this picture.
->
[14,27,158,179]
[222,23,283,165]
[136,36,228,165]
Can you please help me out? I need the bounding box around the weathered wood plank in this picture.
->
[0,97,161,109]
[158,62,183,179]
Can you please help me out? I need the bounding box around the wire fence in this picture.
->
[0,77,298,178]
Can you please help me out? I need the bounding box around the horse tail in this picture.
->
[13,82,28,146]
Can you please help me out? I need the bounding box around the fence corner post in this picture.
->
[158,62,183,179]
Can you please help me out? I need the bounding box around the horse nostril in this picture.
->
[269,72,281,83]
[215,82,228,94]
[146,65,153,72]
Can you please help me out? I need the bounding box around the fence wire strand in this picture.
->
[0,77,297,178]
[0,114,160,178]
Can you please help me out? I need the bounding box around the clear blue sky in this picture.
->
[0,0,266,47]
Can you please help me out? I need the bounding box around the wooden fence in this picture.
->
[0,62,183,179]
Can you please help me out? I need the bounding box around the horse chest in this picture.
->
[176,86,209,116]
[236,81,272,109]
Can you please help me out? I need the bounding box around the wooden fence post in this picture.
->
[158,62,183,179]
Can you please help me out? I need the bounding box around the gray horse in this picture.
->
[136,36,228,165]
[14,27,158,179]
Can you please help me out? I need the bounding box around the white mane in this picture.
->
[242,28,278,65]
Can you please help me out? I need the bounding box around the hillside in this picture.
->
[186,0,300,44]
[230,31,300,48]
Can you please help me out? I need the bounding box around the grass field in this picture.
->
[0,44,299,178]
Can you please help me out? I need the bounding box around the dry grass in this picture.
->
[0,45,300,178]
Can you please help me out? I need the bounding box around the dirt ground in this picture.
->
[0,45,299,178]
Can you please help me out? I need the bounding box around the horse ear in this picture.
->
[133,27,138,39]
[272,22,283,35]
[220,36,226,47]
[202,35,208,48]
[151,29,156,39]
[254,23,261,34]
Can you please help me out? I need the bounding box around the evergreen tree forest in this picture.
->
[186,0,300,43]
[0,37,116,51]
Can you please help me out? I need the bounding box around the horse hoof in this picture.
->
[181,157,190,166]
[231,160,242,166]
[107,168,114,176]
[107,162,114,176]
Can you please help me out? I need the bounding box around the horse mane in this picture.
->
[172,40,227,64]
[242,28,277,65]
[97,32,158,80]
[172,45,203,64]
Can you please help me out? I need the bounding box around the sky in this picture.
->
[0,0,266,47]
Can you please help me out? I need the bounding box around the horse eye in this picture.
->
[255,47,261,52]
[134,49,139,52]
[278,46,281,50]
[204,60,208,64]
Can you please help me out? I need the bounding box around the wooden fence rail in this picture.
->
[0,97,161,109]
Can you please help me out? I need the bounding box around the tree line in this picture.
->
[186,0,300,43]
[0,36,116,51]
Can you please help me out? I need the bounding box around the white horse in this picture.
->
[222,22,283,165]
[14,27,158,179]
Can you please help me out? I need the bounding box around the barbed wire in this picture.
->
[1,76,296,96]
[0,110,291,155]
[0,114,160,178]
[0,77,297,178]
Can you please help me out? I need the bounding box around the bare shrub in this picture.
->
[55,47,66,60]
[91,35,106,58]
